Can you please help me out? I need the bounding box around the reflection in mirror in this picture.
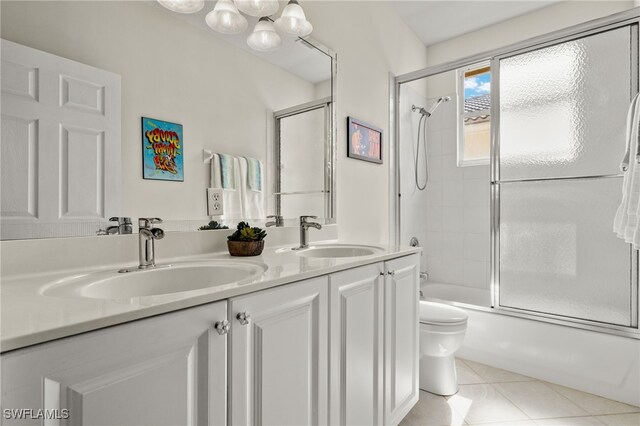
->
[272,98,332,222]
[0,0,335,240]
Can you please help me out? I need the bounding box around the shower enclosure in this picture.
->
[394,9,640,337]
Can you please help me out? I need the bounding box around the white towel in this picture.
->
[211,154,243,221]
[614,93,640,248]
[210,153,222,189]
[238,157,265,220]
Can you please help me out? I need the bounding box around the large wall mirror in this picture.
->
[0,0,336,240]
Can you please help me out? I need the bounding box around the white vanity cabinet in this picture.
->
[228,275,329,426]
[1,301,228,426]
[384,255,420,426]
[327,254,420,426]
[329,263,385,425]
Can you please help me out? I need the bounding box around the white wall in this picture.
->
[304,1,429,244]
[0,0,316,226]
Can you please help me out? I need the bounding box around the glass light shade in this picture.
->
[274,0,312,37]
[157,0,204,13]
[205,0,248,34]
[247,17,282,51]
[234,0,279,17]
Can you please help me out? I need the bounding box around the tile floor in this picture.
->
[400,358,640,426]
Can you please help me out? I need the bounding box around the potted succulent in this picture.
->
[198,220,228,230]
[227,221,267,256]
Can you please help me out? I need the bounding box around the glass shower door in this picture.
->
[495,24,639,328]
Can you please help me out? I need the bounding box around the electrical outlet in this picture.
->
[207,188,224,216]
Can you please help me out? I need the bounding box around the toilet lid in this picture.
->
[419,301,468,325]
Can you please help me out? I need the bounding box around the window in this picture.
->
[458,63,491,166]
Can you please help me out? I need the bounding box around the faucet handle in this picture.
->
[110,216,132,225]
[300,215,318,223]
[139,217,163,228]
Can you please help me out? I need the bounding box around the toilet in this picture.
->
[419,300,468,396]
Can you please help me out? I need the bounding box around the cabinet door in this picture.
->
[384,254,420,426]
[329,263,384,426]
[229,276,328,426]
[1,301,227,426]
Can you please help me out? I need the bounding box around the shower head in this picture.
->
[411,104,429,116]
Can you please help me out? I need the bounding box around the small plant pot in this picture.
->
[227,240,265,257]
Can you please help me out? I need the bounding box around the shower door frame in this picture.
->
[392,7,640,339]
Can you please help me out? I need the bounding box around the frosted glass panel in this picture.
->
[499,178,632,326]
[499,26,632,180]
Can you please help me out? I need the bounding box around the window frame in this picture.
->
[457,61,491,167]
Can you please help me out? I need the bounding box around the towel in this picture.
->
[219,153,236,189]
[210,153,222,189]
[238,157,265,220]
[245,156,262,192]
[614,93,640,248]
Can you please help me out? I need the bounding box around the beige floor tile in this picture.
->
[456,359,485,385]
[472,421,537,425]
[464,360,536,383]
[448,384,529,425]
[534,416,605,425]
[400,390,467,426]
[545,383,640,416]
[495,382,588,419]
[596,413,640,426]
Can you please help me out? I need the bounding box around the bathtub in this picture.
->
[422,281,640,406]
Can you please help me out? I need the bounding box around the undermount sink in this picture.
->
[295,244,384,259]
[41,261,267,300]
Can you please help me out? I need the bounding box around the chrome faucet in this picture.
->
[296,215,322,250]
[265,215,284,227]
[138,217,164,269]
[106,217,133,235]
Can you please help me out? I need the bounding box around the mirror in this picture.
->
[0,0,335,240]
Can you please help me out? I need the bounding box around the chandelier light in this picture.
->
[157,0,313,51]
[247,17,282,51]
[157,0,204,14]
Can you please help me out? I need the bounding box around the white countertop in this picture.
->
[1,242,419,353]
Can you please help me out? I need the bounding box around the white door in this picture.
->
[384,254,420,426]
[0,39,121,239]
[1,301,227,426]
[329,263,384,426]
[229,276,329,426]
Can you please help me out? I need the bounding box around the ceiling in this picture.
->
[388,0,559,46]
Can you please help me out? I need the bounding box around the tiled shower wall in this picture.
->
[400,86,490,290]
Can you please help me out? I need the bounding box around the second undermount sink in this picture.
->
[41,261,267,300]
[295,244,384,259]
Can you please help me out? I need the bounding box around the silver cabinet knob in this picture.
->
[214,320,230,335]
[388,271,395,276]
[236,312,251,325]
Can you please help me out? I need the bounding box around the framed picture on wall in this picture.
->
[347,117,382,164]
[142,117,184,181]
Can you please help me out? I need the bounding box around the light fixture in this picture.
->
[205,0,248,35]
[247,17,282,52]
[235,0,279,18]
[275,0,312,38]
[157,0,204,14]
[158,0,313,52]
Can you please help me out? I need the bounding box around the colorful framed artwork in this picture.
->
[142,117,184,181]
[347,117,382,164]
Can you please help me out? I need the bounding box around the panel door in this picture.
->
[1,39,121,239]
[329,263,384,426]
[1,301,227,426]
[229,276,329,426]
[384,254,420,426]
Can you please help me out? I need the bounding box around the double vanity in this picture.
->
[1,229,420,426]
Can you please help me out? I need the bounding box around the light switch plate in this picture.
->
[207,188,224,216]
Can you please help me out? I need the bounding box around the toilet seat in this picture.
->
[420,301,468,326]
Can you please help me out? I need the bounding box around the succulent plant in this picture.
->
[198,220,229,230]
[228,221,267,242]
